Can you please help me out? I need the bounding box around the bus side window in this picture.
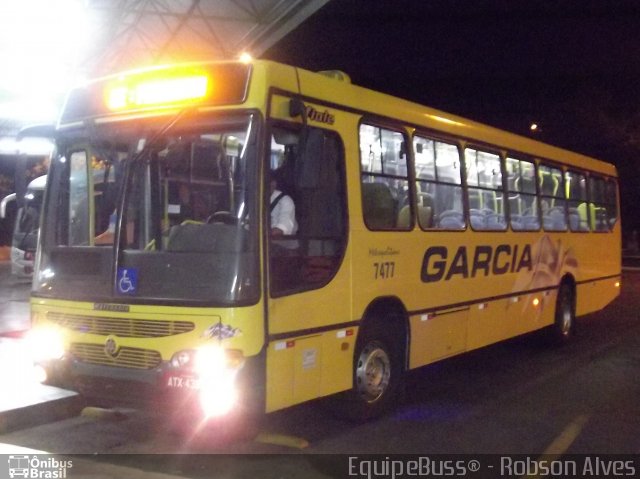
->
[465,147,505,231]
[360,124,410,230]
[507,157,539,231]
[565,170,589,231]
[539,163,567,231]
[413,135,463,230]
[605,178,619,229]
[589,175,614,232]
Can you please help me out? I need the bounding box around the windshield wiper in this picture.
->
[112,108,195,248]
[129,108,194,164]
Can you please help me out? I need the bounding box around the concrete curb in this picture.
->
[0,389,83,434]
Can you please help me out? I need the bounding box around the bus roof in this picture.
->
[287,62,615,177]
[58,59,616,177]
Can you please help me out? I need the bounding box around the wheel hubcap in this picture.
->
[355,342,391,403]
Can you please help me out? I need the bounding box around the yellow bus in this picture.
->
[29,59,620,423]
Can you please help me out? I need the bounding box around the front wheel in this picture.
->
[355,339,393,404]
[334,323,405,421]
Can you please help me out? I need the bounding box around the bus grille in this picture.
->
[71,343,162,370]
[47,312,195,338]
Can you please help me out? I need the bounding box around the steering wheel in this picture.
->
[206,211,238,225]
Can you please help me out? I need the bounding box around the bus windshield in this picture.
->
[36,113,260,305]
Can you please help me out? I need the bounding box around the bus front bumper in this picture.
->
[37,354,258,419]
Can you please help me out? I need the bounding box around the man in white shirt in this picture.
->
[268,171,300,291]
[270,172,298,236]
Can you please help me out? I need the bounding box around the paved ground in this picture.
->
[0,272,637,478]
[0,261,79,434]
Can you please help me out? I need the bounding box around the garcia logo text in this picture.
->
[421,244,532,283]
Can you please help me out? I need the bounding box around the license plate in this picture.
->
[166,375,200,389]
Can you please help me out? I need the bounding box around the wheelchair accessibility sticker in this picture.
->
[117,268,138,295]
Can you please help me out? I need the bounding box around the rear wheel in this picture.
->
[548,282,576,345]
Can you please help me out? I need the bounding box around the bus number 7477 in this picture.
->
[373,262,395,279]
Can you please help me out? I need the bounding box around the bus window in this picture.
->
[589,175,615,231]
[124,127,250,249]
[115,116,259,302]
[67,151,91,245]
[413,136,464,229]
[465,148,506,230]
[359,124,410,230]
[162,138,229,228]
[538,163,567,231]
[565,170,589,231]
[506,157,540,231]
[605,179,618,229]
[268,125,347,296]
[44,145,120,248]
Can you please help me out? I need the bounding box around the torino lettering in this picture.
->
[421,244,533,283]
[305,105,335,125]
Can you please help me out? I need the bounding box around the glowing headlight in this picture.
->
[195,345,227,378]
[195,345,244,418]
[26,327,65,362]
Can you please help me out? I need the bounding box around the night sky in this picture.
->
[264,0,640,235]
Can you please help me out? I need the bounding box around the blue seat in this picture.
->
[438,210,465,229]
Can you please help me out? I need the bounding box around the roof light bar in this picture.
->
[61,63,251,123]
[106,74,209,111]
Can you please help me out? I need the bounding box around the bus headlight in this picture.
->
[26,327,65,362]
[195,345,244,417]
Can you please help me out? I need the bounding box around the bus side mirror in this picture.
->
[289,98,306,119]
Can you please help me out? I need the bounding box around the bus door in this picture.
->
[264,119,352,412]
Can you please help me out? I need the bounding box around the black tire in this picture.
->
[548,282,576,345]
[334,320,405,421]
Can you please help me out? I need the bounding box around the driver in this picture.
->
[269,170,297,236]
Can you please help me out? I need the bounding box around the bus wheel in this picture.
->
[335,322,405,421]
[548,282,576,345]
[356,339,392,404]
